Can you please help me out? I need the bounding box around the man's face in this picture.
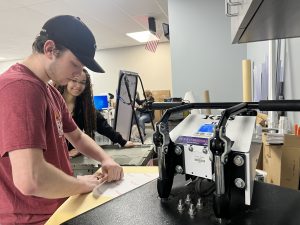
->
[47,49,84,86]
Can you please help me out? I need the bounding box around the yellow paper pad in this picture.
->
[46,166,158,225]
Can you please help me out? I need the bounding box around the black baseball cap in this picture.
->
[40,15,105,73]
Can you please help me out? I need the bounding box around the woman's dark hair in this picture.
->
[57,69,96,139]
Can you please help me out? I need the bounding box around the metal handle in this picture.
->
[225,0,241,17]
[228,0,242,6]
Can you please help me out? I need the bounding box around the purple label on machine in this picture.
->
[176,136,208,146]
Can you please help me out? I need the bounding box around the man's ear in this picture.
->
[43,40,55,58]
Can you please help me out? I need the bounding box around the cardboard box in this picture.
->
[151,90,171,123]
[256,147,263,170]
[262,134,300,190]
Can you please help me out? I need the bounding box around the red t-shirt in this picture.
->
[0,64,77,224]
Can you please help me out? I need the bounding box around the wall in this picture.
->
[90,43,172,96]
[0,43,172,97]
[168,0,246,102]
[0,59,22,74]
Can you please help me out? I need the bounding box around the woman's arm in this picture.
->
[96,111,127,146]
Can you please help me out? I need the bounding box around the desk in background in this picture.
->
[71,144,154,176]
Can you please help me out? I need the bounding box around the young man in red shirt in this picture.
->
[0,15,123,225]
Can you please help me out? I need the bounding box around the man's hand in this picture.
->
[101,158,123,182]
[124,141,135,148]
[77,174,107,194]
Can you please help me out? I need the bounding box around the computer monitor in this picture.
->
[94,94,109,110]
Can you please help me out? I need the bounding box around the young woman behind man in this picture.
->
[56,68,134,157]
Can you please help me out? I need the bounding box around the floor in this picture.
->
[144,126,155,144]
[129,126,156,166]
[130,124,155,144]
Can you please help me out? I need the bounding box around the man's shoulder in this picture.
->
[47,83,67,104]
[0,64,46,92]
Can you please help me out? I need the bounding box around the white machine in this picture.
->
[170,114,261,205]
[152,100,299,220]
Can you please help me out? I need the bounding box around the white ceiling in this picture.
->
[0,0,168,61]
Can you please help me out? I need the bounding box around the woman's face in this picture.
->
[66,71,87,97]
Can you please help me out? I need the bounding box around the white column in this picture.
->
[268,40,277,129]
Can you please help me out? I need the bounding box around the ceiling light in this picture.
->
[126,31,160,43]
[0,57,7,61]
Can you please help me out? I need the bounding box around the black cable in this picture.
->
[195,178,215,197]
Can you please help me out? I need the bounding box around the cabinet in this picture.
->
[226,0,262,43]
[226,0,253,42]
[228,0,300,44]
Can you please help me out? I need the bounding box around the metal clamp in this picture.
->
[156,122,170,179]
[225,0,241,17]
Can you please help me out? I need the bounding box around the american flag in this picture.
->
[145,34,161,53]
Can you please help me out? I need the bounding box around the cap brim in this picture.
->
[75,54,105,73]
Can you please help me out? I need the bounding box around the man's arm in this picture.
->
[9,148,101,199]
[65,128,123,182]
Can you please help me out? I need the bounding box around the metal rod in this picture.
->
[215,155,225,195]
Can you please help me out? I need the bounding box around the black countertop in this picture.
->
[63,175,300,225]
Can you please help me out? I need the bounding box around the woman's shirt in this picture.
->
[67,110,126,150]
